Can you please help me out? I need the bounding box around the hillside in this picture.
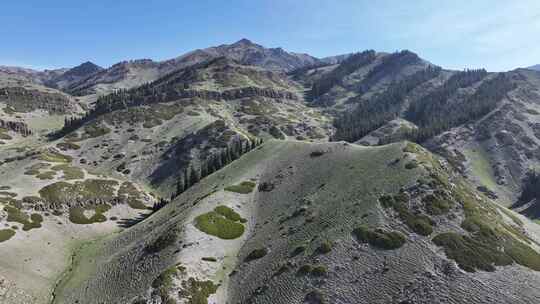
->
[426,69,540,212]
[48,140,540,303]
[0,82,85,140]
[289,52,540,222]
[49,56,332,197]
[1,39,540,304]
[45,61,103,90]
[0,66,68,86]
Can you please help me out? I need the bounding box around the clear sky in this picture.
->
[2,0,539,72]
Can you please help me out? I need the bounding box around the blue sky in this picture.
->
[1,0,539,71]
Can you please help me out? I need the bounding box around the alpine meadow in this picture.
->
[1,1,540,303]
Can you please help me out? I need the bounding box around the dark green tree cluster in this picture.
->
[287,62,333,80]
[173,137,263,198]
[357,50,422,94]
[405,69,489,127]
[152,198,171,212]
[512,170,540,217]
[52,81,175,138]
[404,72,514,142]
[332,66,442,142]
[308,50,377,100]
[0,120,32,136]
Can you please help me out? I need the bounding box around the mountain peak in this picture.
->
[79,61,100,68]
[232,38,256,46]
[65,61,103,77]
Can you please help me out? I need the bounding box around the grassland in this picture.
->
[38,179,118,205]
[463,146,498,190]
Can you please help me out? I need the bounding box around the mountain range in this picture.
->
[528,64,540,71]
[0,39,540,304]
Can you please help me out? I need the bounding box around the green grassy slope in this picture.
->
[51,140,540,304]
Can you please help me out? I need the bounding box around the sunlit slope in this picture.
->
[53,140,540,304]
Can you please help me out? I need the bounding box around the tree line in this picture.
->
[172,137,263,199]
[511,169,540,219]
[405,69,489,127]
[52,66,197,139]
[515,170,540,206]
[0,119,32,137]
[332,68,515,144]
[403,71,515,143]
[356,50,422,95]
[332,66,442,142]
[308,50,377,100]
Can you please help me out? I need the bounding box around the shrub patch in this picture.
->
[352,226,406,250]
[4,206,43,231]
[68,204,110,224]
[224,181,256,194]
[195,207,245,239]
[245,248,268,261]
[379,194,434,236]
[0,229,16,242]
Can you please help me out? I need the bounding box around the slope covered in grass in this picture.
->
[49,140,540,304]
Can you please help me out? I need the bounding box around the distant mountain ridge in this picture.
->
[45,39,323,95]
[528,64,540,71]
[45,61,103,90]
[170,38,322,72]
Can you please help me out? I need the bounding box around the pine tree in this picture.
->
[191,166,200,185]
